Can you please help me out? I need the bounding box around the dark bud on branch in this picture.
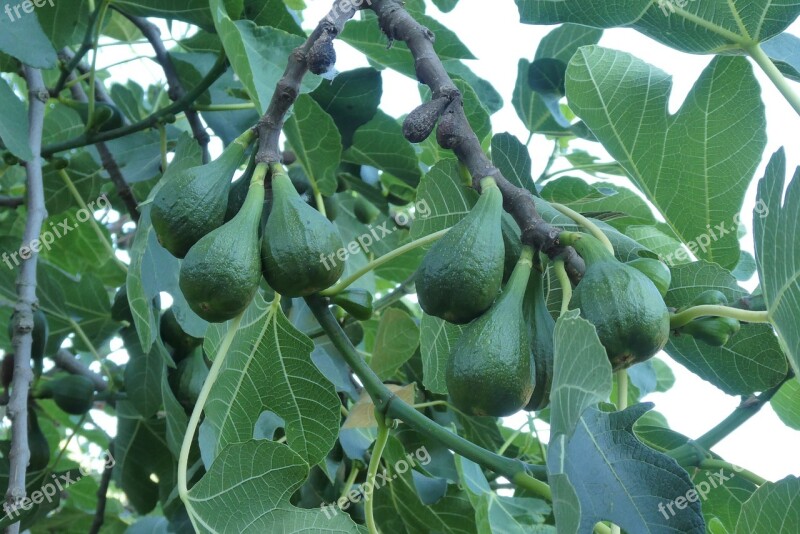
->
[436,97,467,150]
[403,96,450,143]
[308,31,337,75]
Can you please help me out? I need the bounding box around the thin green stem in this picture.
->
[159,124,168,172]
[365,412,389,534]
[745,43,800,118]
[52,5,105,95]
[670,305,770,329]
[699,459,767,486]
[179,312,245,531]
[339,465,360,501]
[193,103,256,112]
[616,370,628,411]
[305,295,548,484]
[551,203,614,254]
[537,140,560,182]
[320,228,450,296]
[511,471,552,501]
[554,259,572,316]
[58,168,127,274]
[43,54,228,157]
[85,0,110,132]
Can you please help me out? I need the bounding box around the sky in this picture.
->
[93,1,800,481]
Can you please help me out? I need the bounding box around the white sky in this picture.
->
[96,2,800,481]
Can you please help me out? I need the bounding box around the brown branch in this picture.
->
[53,349,108,392]
[255,1,363,165]
[66,74,140,222]
[0,196,24,209]
[88,441,114,534]
[58,48,119,111]
[118,11,211,163]
[369,0,584,279]
[4,66,49,526]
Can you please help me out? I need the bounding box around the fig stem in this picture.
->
[178,310,246,530]
[365,411,389,534]
[551,203,614,255]
[319,228,450,296]
[553,259,572,316]
[306,295,550,492]
[669,305,770,329]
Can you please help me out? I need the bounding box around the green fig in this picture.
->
[152,129,254,258]
[446,247,534,417]
[417,178,505,324]
[331,289,374,321]
[179,163,266,322]
[523,265,555,411]
[566,233,670,371]
[261,170,345,297]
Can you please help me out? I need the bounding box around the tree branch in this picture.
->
[255,1,362,165]
[51,4,105,97]
[306,295,547,483]
[41,54,228,157]
[66,73,140,222]
[368,0,584,279]
[4,66,49,527]
[88,442,114,534]
[0,196,24,209]
[53,349,108,392]
[118,11,211,163]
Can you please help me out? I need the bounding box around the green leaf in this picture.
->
[114,402,172,515]
[370,308,419,380]
[762,33,800,82]
[210,0,319,113]
[566,48,766,269]
[123,327,170,419]
[373,436,478,534]
[512,23,602,135]
[491,133,535,195]
[409,159,477,240]
[187,440,365,533]
[343,111,421,187]
[112,0,237,31]
[541,178,656,230]
[516,0,800,54]
[663,261,788,395]
[42,154,105,215]
[420,314,464,395]
[550,310,612,437]
[754,149,800,381]
[311,67,382,147]
[771,379,800,431]
[202,295,340,467]
[0,78,33,161]
[284,95,342,197]
[456,455,554,533]
[735,476,800,533]
[0,5,57,68]
[693,466,757,533]
[548,404,705,533]
[243,0,304,36]
[36,0,90,48]
[340,12,473,75]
